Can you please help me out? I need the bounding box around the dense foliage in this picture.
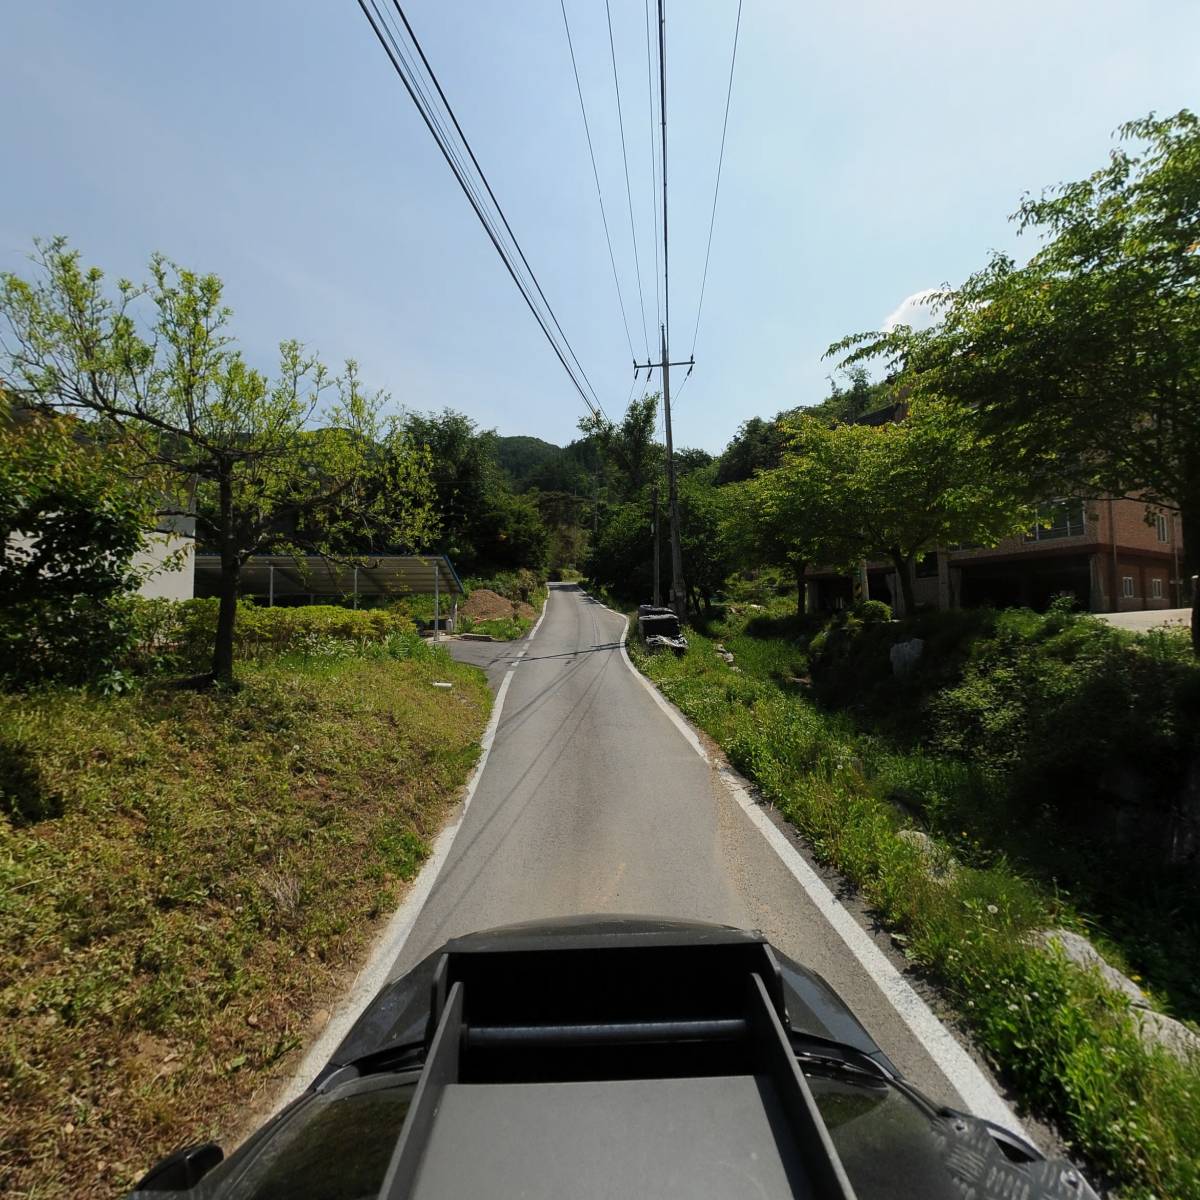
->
[833,110,1200,648]
[0,240,438,682]
[634,613,1200,1199]
[0,400,153,688]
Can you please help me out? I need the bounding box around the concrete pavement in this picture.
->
[1096,606,1189,632]
[390,584,1019,1126]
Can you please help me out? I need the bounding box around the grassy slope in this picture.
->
[631,620,1200,1200]
[0,648,489,1198]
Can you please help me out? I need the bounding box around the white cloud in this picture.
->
[882,288,940,332]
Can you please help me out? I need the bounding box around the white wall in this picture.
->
[134,532,195,600]
[6,521,196,601]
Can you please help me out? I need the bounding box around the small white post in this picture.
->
[452,598,458,633]
[268,563,275,607]
[433,559,441,642]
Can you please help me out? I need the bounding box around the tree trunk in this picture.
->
[891,550,916,617]
[794,561,808,617]
[1180,498,1200,656]
[211,471,239,685]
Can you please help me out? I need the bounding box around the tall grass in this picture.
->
[633,629,1200,1199]
[0,642,490,1197]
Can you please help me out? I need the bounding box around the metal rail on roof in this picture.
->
[372,936,858,1200]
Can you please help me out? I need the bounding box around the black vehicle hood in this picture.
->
[320,914,895,1083]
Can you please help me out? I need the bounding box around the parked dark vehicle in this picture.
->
[129,916,1095,1199]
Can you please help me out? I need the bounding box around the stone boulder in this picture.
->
[896,828,958,884]
[889,637,924,678]
[1033,928,1200,1062]
[1033,929,1148,1008]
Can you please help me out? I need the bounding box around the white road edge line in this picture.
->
[604,600,1026,1137]
[267,588,554,1116]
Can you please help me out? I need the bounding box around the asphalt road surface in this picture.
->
[389,584,1011,1120]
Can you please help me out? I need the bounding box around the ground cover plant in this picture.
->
[631,611,1200,1200]
[387,568,547,641]
[798,602,1200,1025]
[0,633,490,1198]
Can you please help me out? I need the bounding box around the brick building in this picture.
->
[808,497,1186,616]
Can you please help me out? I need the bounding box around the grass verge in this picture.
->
[0,642,490,1198]
[630,627,1200,1200]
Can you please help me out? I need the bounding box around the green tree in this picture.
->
[837,402,1033,613]
[586,498,655,600]
[678,472,736,614]
[473,490,550,573]
[0,240,437,684]
[729,406,1030,615]
[725,417,859,614]
[674,447,715,476]
[833,111,1200,645]
[580,393,660,502]
[404,409,497,566]
[0,398,154,687]
[715,415,789,484]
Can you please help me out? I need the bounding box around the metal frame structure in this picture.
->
[193,554,464,639]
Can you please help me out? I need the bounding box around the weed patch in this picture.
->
[0,646,490,1198]
[632,629,1200,1199]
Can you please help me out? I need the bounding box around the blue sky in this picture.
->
[3,2,1197,453]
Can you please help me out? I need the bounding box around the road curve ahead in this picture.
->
[389,584,1006,1118]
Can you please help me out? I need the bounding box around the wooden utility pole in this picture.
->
[634,342,694,613]
[652,480,661,606]
[660,327,685,616]
[658,0,685,618]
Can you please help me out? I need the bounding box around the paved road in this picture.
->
[1096,606,1189,632]
[390,584,1004,1116]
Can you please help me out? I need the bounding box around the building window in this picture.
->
[1152,578,1163,599]
[915,551,939,579]
[1026,499,1087,541]
[1156,513,1169,543]
[1122,576,1135,598]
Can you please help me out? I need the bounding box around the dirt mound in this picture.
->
[462,589,515,621]
[514,601,536,621]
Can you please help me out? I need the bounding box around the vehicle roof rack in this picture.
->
[374,930,859,1199]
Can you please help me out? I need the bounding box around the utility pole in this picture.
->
[658,0,685,619]
[652,481,661,606]
[634,341,693,611]
[633,0,692,618]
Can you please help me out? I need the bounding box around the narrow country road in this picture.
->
[389,584,1009,1121]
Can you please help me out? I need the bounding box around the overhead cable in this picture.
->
[356,0,606,420]
[559,0,638,364]
[687,0,743,358]
[383,1,604,419]
[644,0,662,333]
[605,0,650,357]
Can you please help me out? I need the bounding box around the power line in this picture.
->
[374,1,605,420]
[382,0,605,420]
[687,0,743,357]
[605,0,650,358]
[357,0,606,421]
[644,0,662,335]
[560,0,638,364]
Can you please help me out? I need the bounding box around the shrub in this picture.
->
[126,599,419,674]
[630,627,1200,1199]
[852,599,893,624]
[0,406,151,690]
[466,568,542,605]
